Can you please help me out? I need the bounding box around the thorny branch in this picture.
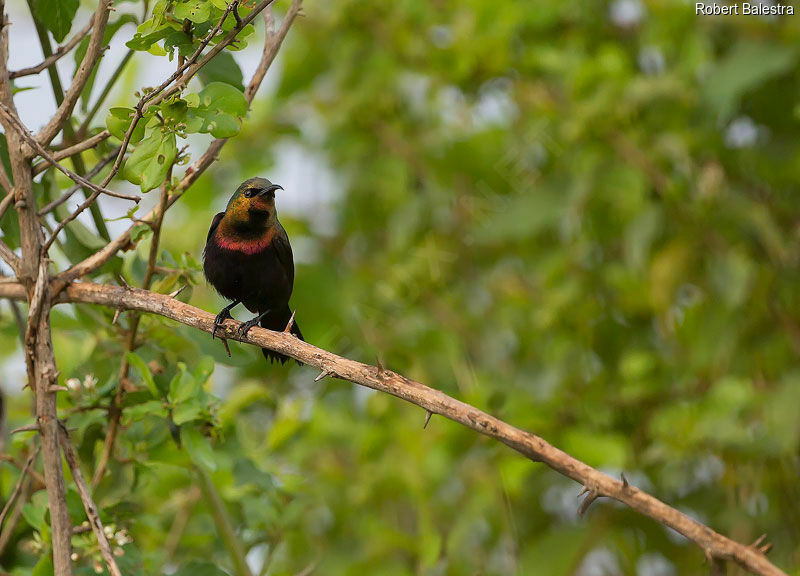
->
[0,279,787,576]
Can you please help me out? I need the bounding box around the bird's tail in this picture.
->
[260,305,304,365]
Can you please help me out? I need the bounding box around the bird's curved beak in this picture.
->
[258,184,283,197]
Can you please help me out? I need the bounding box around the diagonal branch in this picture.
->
[0,104,136,203]
[0,444,39,528]
[0,279,787,576]
[37,146,120,216]
[35,0,111,149]
[33,130,111,176]
[59,425,123,576]
[0,238,20,275]
[9,18,93,79]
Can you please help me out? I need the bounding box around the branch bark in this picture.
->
[0,279,787,576]
[59,426,123,576]
[0,10,72,575]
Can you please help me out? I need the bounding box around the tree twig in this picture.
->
[37,146,121,216]
[0,444,39,529]
[0,104,137,207]
[33,130,111,176]
[59,424,123,576]
[0,279,788,576]
[0,238,20,276]
[9,19,92,79]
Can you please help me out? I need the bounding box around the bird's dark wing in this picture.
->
[206,212,224,243]
[271,224,295,284]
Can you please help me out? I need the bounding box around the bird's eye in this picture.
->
[243,189,257,198]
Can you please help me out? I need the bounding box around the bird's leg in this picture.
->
[236,309,272,338]
[212,300,241,340]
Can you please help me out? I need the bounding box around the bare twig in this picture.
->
[0,444,39,528]
[0,103,136,206]
[0,104,137,205]
[0,238,20,276]
[0,156,10,193]
[37,146,121,216]
[0,470,30,555]
[0,188,14,221]
[0,279,788,576]
[35,0,111,148]
[9,19,92,79]
[59,425,123,576]
[245,0,302,104]
[33,130,111,176]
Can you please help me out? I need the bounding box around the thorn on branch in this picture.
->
[314,369,332,382]
[112,308,122,325]
[423,410,433,429]
[283,309,296,333]
[168,284,188,299]
[376,355,385,374]
[221,338,231,358]
[117,275,129,289]
[621,472,629,488]
[577,486,600,516]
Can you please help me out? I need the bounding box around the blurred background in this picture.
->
[2,0,800,574]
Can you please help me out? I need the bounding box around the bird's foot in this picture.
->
[236,317,261,338]
[212,309,233,340]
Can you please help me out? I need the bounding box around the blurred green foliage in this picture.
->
[2,0,800,575]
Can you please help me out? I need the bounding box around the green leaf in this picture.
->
[704,42,797,121]
[106,107,146,143]
[198,51,245,91]
[192,356,216,384]
[32,554,54,576]
[185,82,248,138]
[125,399,168,421]
[31,0,78,42]
[173,400,203,425]
[169,363,198,404]
[173,0,212,23]
[181,425,216,471]
[123,130,177,192]
[130,223,152,243]
[125,352,159,397]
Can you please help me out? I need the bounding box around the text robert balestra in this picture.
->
[696,2,795,15]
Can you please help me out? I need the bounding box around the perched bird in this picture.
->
[203,177,303,364]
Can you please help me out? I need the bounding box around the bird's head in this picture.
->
[224,177,283,229]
